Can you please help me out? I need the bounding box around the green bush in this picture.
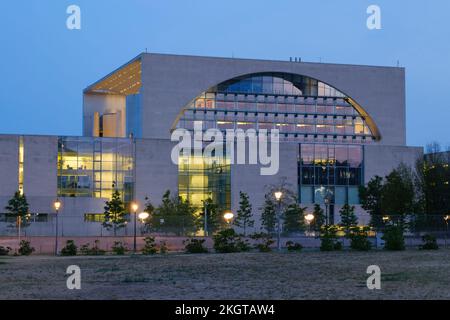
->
[111,241,128,255]
[159,241,168,254]
[0,246,12,256]
[348,227,372,251]
[420,234,438,250]
[80,240,106,255]
[60,240,78,256]
[18,240,35,256]
[382,225,405,251]
[250,232,274,252]
[142,236,158,255]
[213,228,250,253]
[286,241,303,252]
[183,238,208,254]
[320,225,342,252]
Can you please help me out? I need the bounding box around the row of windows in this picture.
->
[179,115,372,136]
[300,186,360,205]
[194,98,357,115]
[300,166,362,186]
[177,74,375,144]
[0,213,50,223]
[215,73,344,97]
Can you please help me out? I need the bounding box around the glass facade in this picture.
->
[176,73,377,143]
[57,136,133,201]
[178,153,231,213]
[298,144,364,205]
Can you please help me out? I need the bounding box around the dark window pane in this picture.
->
[336,167,348,185]
[315,166,328,185]
[301,166,314,185]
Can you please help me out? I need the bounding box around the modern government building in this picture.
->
[0,53,423,235]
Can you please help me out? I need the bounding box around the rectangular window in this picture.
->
[84,213,105,223]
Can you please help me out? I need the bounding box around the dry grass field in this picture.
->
[1,249,450,300]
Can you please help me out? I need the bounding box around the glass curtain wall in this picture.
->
[298,143,363,205]
[176,73,376,144]
[57,136,133,201]
[178,153,231,213]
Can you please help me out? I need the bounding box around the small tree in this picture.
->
[260,194,276,233]
[359,175,384,228]
[283,202,307,234]
[5,191,30,231]
[382,225,405,251]
[312,204,325,231]
[152,190,197,235]
[142,196,155,232]
[103,188,127,236]
[339,204,358,235]
[199,198,224,235]
[234,191,254,236]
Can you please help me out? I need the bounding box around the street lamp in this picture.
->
[53,198,62,256]
[324,192,332,226]
[223,211,234,225]
[131,202,139,253]
[305,213,314,236]
[274,191,283,251]
[138,211,149,222]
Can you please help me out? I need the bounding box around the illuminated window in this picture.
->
[58,137,133,201]
[18,136,24,195]
[175,73,379,143]
[178,153,231,214]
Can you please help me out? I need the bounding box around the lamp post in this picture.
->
[274,191,283,251]
[324,193,332,226]
[223,211,234,226]
[138,212,149,242]
[444,215,449,248]
[131,202,139,253]
[204,202,208,237]
[53,198,61,256]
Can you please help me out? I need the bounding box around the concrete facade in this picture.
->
[0,53,424,236]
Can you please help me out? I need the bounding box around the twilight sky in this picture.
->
[0,0,449,148]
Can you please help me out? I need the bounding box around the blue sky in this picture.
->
[0,0,449,148]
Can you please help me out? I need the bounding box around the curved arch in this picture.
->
[171,72,381,142]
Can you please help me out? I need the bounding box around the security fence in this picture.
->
[0,213,448,239]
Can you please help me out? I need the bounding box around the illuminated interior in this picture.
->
[57,136,133,200]
[84,59,142,95]
[174,73,380,143]
[178,154,231,213]
[18,136,24,195]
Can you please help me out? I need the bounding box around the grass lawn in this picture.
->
[0,249,450,300]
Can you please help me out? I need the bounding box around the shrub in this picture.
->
[348,227,372,251]
[286,241,303,252]
[111,241,128,255]
[159,241,168,254]
[60,240,78,256]
[80,240,106,255]
[142,236,158,255]
[183,238,208,254]
[320,225,342,252]
[250,232,274,252]
[0,246,12,256]
[420,234,438,250]
[18,240,35,256]
[382,225,405,251]
[213,228,250,253]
